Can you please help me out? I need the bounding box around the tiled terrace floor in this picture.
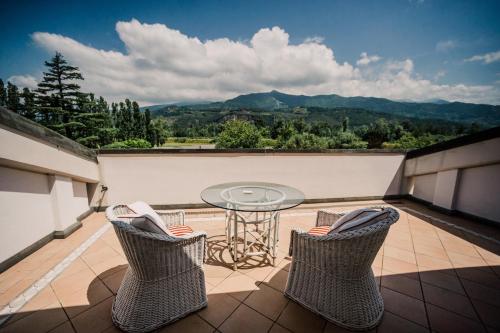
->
[1,200,500,333]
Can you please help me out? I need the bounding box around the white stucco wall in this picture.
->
[0,168,92,264]
[412,173,437,203]
[0,125,97,266]
[405,137,500,223]
[97,152,405,206]
[455,164,500,223]
[0,167,55,263]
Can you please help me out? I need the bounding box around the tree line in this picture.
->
[0,52,168,148]
[1,52,481,150]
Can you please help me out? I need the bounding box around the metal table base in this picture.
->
[225,210,280,270]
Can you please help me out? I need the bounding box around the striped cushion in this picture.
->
[308,226,330,236]
[167,225,194,237]
[329,208,389,233]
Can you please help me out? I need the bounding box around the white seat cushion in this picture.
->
[329,208,389,233]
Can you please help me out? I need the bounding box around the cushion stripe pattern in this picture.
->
[308,226,330,236]
[168,225,194,237]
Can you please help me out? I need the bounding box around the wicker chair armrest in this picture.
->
[178,231,207,265]
[289,228,306,256]
[157,210,185,227]
[316,210,344,227]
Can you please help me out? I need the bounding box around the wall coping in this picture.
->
[98,148,408,155]
[406,126,500,160]
[0,107,97,162]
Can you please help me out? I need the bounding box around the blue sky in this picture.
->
[1,0,499,105]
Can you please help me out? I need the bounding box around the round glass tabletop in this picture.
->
[200,182,305,212]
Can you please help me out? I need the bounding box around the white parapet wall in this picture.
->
[404,136,500,223]
[97,151,406,206]
[0,110,99,268]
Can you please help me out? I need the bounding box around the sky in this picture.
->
[1,0,499,106]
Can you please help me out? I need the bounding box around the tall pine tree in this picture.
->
[36,52,84,137]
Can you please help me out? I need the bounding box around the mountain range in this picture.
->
[142,91,500,125]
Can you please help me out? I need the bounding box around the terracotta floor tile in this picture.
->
[198,293,240,327]
[204,264,234,287]
[441,241,482,259]
[244,283,288,321]
[383,245,417,265]
[461,279,500,307]
[157,314,214,332]
[381,287,428,327]
[381,270,423,300]
[415,253,454,273]
[382,257,419,281]
[219,304,273,333]
[58,279,113,318]
[276,301,326,333]
[456,267,500,290]
[471,299,500,330]
[426,303,485,333]
[269,323,292,333]
[421,282,478,320]
[70,297,114,333]
[239,264,275,282]
[419,270,465,295]
[80,246,121,268]
[6,286,60,325]
[101,267,127,295]
[0,278,36,307]
[51,269,97,299]
[87,255,127,278]
[210,271,260,302]
[413,242,449,261]
[377,312,429,333]
[0,302,68,333]
[324,321,375,332]
[447,251,490,271]
[261,268,289,293]
[383,237,414,252]
[48,321,75,333]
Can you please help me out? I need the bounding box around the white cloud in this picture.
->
[21,19,499,105]
[465,50,500,64]
[357,52,381,66]
[7,75,38,90]
[303,36,324,44]
[436,40,456,52]
[434,70,446,81]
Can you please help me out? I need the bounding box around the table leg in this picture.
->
[233,212,238,270]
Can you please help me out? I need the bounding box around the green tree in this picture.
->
[21,88,37,120]
[342,116,349,132]
[279,133,329,149]
[144,109,156,145]
[36,52,84,135]
[0,79,6,107]
[6,82,20,113]
[329,130,367,149]
[216,120,263,148]
[364,119,391,148]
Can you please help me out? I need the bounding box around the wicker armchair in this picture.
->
[285,207,399,331]
[106,206,207,332]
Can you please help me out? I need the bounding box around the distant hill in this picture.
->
[145,90,500,125]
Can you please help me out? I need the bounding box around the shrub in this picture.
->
[102,138,152,149]
[215,120,263,148]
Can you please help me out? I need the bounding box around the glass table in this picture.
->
[201,182,305,270]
